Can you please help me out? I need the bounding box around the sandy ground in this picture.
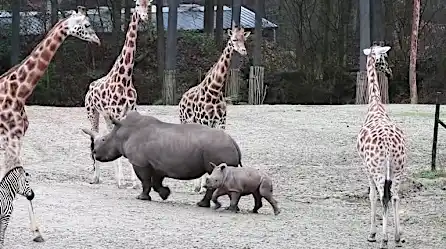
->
[3,104,446,249]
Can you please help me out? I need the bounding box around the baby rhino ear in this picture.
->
[220,165,226,170]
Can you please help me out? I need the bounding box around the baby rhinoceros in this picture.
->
[204,162,280,215]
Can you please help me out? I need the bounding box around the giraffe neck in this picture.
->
[366,55,387,117]
[108,11,140,86]
[202,40,235,95]
[366,55,383,104]
[10,19,69,102]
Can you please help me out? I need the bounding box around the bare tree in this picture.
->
[11,0,20,65]
[156,0,165,86]
[164,0,178,105]
[409,0,420,104]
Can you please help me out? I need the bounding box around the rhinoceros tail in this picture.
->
[232,138,243,167]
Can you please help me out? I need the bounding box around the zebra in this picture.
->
[0,167,44,247]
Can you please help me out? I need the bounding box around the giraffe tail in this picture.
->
[382,144,392,209]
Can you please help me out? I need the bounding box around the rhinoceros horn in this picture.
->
[81,128,98,138]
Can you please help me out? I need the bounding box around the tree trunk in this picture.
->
[124,0,132,32]
[164,0,178,105]
[215,1,224,49]
[10,0,20,65]
[371,0,384,42]
[50,0,59,26]
[111,0,122,54]
[156,0,165,87]
[203,0,215,35]
[230,0,241,70]
[359,0,370,71]
[409,0,420,104]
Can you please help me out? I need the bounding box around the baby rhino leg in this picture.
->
[259,178,280,215]
[251,189,263,213]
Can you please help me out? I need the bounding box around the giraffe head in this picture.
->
[363,45,393,78]
[66,6,101,45]
[227,21,251,56]
[135,0,152,21]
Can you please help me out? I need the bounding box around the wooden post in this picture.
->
[249,66,266,105]
[432,92,442,171]
[163,69,176,105]
[225,69,240,103]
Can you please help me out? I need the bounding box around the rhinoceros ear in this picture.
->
[209,162,217,169]
[220,165,226,171]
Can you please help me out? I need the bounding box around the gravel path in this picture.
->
[4,104,446,249]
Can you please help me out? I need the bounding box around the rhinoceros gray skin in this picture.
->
[81,111,243,207]
[204,162,280,215]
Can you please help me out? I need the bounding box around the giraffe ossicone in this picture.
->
[357,44,406,248]
[178,23,251,194]
[0,5,100,245]
[83,0,152,189]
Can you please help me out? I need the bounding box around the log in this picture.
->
[248,66,265,105]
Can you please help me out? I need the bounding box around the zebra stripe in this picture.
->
[0,167,33,247]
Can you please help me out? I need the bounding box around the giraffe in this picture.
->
[0,6,100,243]
[84,0,151,189]
[178,22,251,193]
[356,45,407,249]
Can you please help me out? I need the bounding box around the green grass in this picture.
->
[416,170,446,179]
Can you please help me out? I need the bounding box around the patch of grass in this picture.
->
[416,170,446,179]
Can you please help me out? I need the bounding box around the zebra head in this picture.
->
[13,167,35,201]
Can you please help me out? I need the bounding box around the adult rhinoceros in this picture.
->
[81,111,243,207]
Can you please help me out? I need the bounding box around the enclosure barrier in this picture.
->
[248,66,267,105]
[355,71,389,104]
[225,69,241,103]
[431,92,444,171]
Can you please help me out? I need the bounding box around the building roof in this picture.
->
[0,3,278,35]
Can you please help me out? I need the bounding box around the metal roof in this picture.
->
[0,4,278,35]
[153,4,278,30]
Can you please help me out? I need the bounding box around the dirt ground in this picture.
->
[4,104,446,249]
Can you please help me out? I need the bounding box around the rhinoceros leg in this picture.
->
[132,165,152,201]
[197,188,213,208]
[211,188,228,210]
[252,190,263,213]
[259,181,280,215]
[225,192,241,212]
[152,175,171,200]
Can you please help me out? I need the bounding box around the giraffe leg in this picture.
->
[375,180,389,249]
[391,182,404,247]
[127,164,141,189]
[367,176,378,242]
[28,200,44,242]
[87,108,100,184]
[104,116,125,188]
